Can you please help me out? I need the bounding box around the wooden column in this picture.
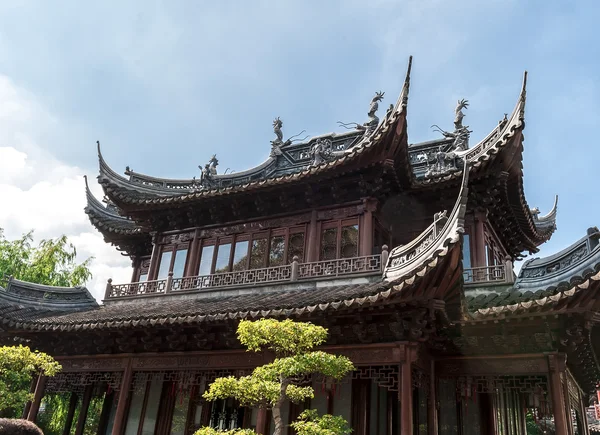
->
[63,393,79,435]
[548,354,569,435]
[400,347,414,435]
[22,374,38,419]
[112,359,134,435]
[256,408,269,435]
[360,198,376,256]
[147,232,161,280]
[428,360,438,435]
[562,374,574,435]
[306,210,318,262]
[578,390,590,435]
[75,383,94,435]
[473,211,487,268]
[27,374,47,423]
[186,229,202,276]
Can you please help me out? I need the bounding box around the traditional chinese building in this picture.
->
[1,58,598,435]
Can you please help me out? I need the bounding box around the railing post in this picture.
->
[165,271,173,293]
[381,245,389,270]
[504,256,514,284]
[291,256,299,281]
[104,278,112,300]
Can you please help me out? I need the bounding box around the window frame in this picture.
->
[156,243,190,279]
[318,218,360,260]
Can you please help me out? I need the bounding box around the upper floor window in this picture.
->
[320,218,359,260]
[157,245,189,279]
[195,226,306,275]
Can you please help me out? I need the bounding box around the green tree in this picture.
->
[0,345,61,416]
[196,319,354,435]
[0,229,92,287]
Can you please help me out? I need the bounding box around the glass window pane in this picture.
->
[214,243,232,273]
[269,236,285,267]
[288,232,305,263]
[340,224,359,258]
[232,240,249,271]
[124,389,145,435]
[140,380,163,435]
[320,227,338,260]
[139,273,148,283]
[250,238,268,269]
[157,251,172,279]
[198,245,215,276]
[170,389,191,435]
[172,249,188,278]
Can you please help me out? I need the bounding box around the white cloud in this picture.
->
[0,74,130,302]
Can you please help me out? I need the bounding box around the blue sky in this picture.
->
[0,0,598,299]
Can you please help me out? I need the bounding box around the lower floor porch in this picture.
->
[23,345,590,435]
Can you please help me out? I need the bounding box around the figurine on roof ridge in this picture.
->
[270,117,308,157]
[338,91,385,135]
[431,98,472,152]
[199,154,219,188]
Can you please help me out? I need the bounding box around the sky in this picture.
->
[0,0,598,301]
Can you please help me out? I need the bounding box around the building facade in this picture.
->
[1,58,598,435]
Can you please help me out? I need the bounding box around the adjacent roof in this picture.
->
[0,276,98,325]
[466,227,600,316]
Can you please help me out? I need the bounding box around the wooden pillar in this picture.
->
[186,229,202,276]
[400,347,414,435]
[306,210,318,262]
[112,359,134,435]
[428,360,438,435]
[256,408,269,435]
[27,374,47,423]
[97,391,114,435]
[473,211,487,268]
[22,374,38,419]
[147,232,161,280]
[578,390,590,435]
[562,374,574,435]
[62,393,79,435]
[360,198,376,256]
[548,354,569,435]
[74,383,94,435]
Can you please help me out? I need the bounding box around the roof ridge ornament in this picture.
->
[337,91,385,135]
[431,98,472,152]
[198,154,219,188]
[270,117,308,157]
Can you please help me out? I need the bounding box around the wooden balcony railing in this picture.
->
[105,253,385,300]
[463,262,515,285]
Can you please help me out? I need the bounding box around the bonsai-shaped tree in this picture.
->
[195,319,355,435]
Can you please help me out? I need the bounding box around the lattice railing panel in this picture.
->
[45,371,123,395]
[298,255,382,279]
[463,264,507,284]
[109,279,167,297]
[172,265,292,291]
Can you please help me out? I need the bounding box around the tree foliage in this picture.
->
[197,319,354,435]
[0,229,93,287]
[0,345,61,415]
[291,410,352,435]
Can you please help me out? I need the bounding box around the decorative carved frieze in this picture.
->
[437,358,547,376]
[46,371,123,394]
[520,244,589,279]
[57,358,128,372]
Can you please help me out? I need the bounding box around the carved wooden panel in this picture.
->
[46,371,123,394]
[445,375,549,394]
[57,358,129,372]
[131,352,269,370]
[437,357,548,376]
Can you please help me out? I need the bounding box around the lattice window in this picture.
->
[45,371,123,395]
[130,370,250,395]
[446,375,549,394]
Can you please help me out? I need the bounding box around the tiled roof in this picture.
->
[0,276,98,322]
[467,227,600,317]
